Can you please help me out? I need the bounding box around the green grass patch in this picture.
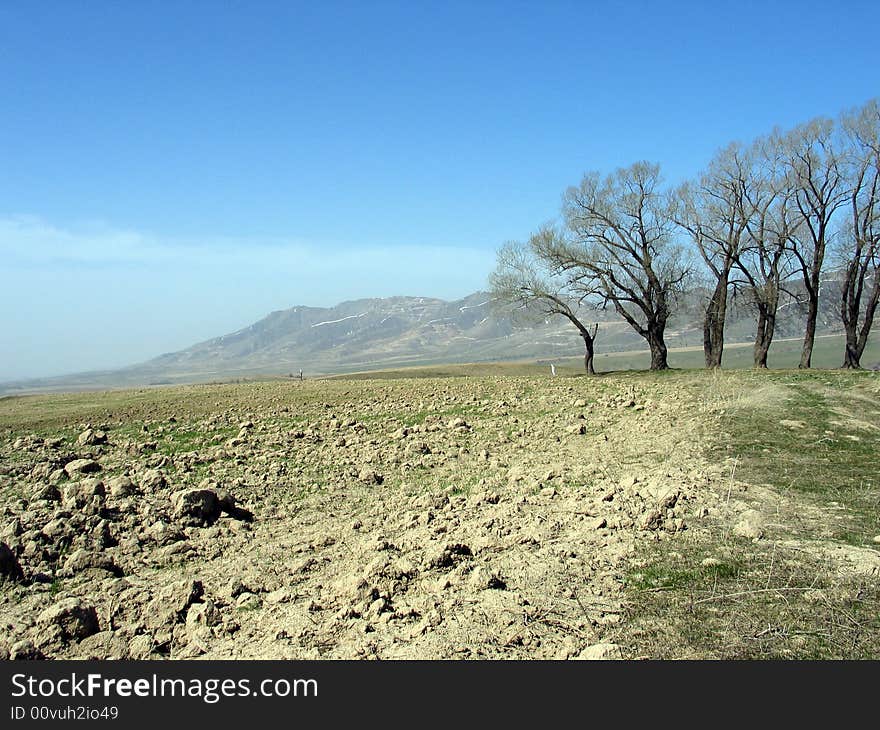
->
[620,535,880,659]
[720,371,880,544]
[628,560,742,591]
[615,369,880,658]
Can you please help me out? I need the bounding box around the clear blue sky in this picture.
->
[1,0,878,379]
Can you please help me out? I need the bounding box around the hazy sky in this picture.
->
[2,1,878,380]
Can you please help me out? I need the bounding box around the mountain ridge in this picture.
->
[1,287,858,395]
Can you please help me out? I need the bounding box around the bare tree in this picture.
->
[672,143,751,368]
[783,118,849,368]
[731,133,800,368]
[489,239,600,373]
[838,99,880,368]
[540,162,690,370]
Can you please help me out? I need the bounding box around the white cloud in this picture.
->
[0,215,153,265]
[0,216,496,380]
[0,216,494,280]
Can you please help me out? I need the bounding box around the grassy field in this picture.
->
[326,332,879,380]
[557,332,879,374]
[615,368,880,658]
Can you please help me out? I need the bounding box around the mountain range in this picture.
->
[0,287,851,394]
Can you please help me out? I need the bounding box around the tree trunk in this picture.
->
[858,277,880,363]
[754,308,768,368]
[799,296,818,368]
[754,335,771,369]
[799,277,820,369]
[703,274,728,368]
[647,326,669,371]
[753,306,776,369]
[840,263,880,370]
[840,278,862,369]
[842,335,861,369]
[583,335,596,375]
[840,258,861,369]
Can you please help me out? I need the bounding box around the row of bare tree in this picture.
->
[490,99,880,372]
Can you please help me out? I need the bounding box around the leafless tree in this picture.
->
[731,133,800,368]
[783,118,849,368]
[672,143,752,368]
[489,239,600,373]
[540,162,691,370]
[837,99,880,369]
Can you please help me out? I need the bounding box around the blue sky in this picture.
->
[1,0,878,379]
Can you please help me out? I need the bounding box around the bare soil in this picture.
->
[0,369,877,659]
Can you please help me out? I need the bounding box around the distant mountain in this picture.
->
[142,291,647,373]
[0,285,856,395]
